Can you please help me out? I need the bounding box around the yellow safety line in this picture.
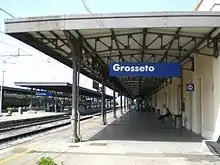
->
[0,147,39,164]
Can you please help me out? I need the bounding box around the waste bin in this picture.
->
[156,109,160,116]
[175,115,182,128]
[18,107,23,114]
[7,107,12,116]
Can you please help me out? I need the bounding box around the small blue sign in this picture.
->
[36,92,53,96]
[186,84,194,91]
[109,62,181,77]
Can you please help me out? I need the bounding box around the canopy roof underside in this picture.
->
[5,12,220,98]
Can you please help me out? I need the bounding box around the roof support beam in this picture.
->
[213,38,220,58]
[36,32,69,55]
[99,52,184,58]
[141,28,147,62]
[63,30,81,57]
[111,29,125,62]
[62,30,118,92]
[50,31,70,57]
[180,27,218,63]
[160,27,181,62]
[87,48,213,57]
[85,31,207,40]
[9,33,73,68]
[75,30,129,96]
[140,28,146,97]
[75,30,107,70]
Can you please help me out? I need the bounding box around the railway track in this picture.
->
[0,115,70,132]
[0,114,66,130]
[0,109,114,144]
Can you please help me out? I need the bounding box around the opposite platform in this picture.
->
[0,111,66,123]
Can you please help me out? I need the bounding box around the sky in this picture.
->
[0,0,198,97]
[1,0,198,17]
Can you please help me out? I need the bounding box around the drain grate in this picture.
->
[68,145,80,148]
[89,143,108,146]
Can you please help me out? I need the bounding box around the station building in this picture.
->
[4,2,220,142]
[152,0,220,141]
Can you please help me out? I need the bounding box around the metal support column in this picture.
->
[71,54,79,142]
[44,97,47,108]
[25,95,27,111]
[30,88,33,110]
[0,86,3,114]
[76,64,82,141]
[68,97,70,110]
[0,70,5,114]
[127,97,129,110]
[64,30,82,142]
[113,89,116,118]
[120,93,123,114]
[180,69,184,134]
[62,98,65,112]
[54,92,57,113]
[52,92,55,112]
[101,75,107,125]
[124,95,126,112]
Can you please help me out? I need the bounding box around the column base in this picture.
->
[72,136,81,143]
[102,121,107,125]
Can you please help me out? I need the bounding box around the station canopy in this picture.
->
[2,86,32,95]
[14,82,114,99]
[5,12,220,98]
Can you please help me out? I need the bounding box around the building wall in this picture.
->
[194,0,220,140]
[153,51,220,140]
[152,0,220,140]
[182,63,193,129]
[193,55,214,138]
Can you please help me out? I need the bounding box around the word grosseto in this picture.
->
[112,63,155,72]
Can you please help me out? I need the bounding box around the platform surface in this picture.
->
[0,109,219,165]
[0,111,66,123]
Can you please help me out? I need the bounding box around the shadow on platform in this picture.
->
[89,110,204,142]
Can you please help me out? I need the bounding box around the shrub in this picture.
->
[37,157,57,165]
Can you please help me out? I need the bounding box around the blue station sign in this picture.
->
[36,92,53,97]
[109,62,181,77]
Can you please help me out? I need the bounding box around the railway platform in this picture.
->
[0,111,67,123]
[0,109,219,165]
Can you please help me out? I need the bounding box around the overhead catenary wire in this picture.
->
[0,8,48,63]
[0,34,66,69]
[0,8,73,86]
[0,8,15,19]
[0,9,36,60]
[0,6,105,86]
[80,0,115,96]
[81,0,105,28]
[0,8,14,34]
